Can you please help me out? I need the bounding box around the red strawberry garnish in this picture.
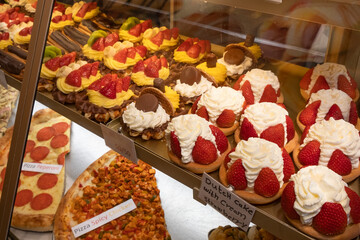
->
[2,32,9,40]
[122,76,131,91]
[286,115,295,142]
[209,125,228,153]
[134,45,147,58]
[300,68,313,90]
[260,124,285,148]
[298,140,320,166]
[160,57,168,68]
[76,2,90,17]
[240,80,254,105]
[338,75,356,99]
[186,44,201,58]
[299,100,321,126]
[177,41,191,51]
[191,96,201,114]
[9,11,17,20]
[113,48,128,63]
[282,149,295,182]
[281,181,300,219]
[223,149,235,170]
[216,109,235,128]
[128,23,141,37]
[144,61,159,78]
[45,57,60,71]
[324,104,343,121]
[79,63,92,78]
[345,187,360,224]
[254,167,280,197]
[233,75,244,91]
[349,101,358,126]
[162,29,171,40]
[192,136,218,164]
[310,76,330,95]
[197,40,207,54]
[327,149,352,176]
[90,62,99,76]
[65,70,81,87]
[240,117,258,140]
[59,52,76,67]
[260,84,277,103]
[170,131,182,158]
[91,37,105,51]
[204,40,211,53]
[143,55,157,65]
[104,33,119,47]
[115,77,122,93]
[19,27,31,36]
[196,106,209,121]
[154,59,161,70]
[301,126,310,144]
[151,31,164,46]
[140,20,152,33]
[312,202,347,236]
[127,47,136,59]
[226,159,247,190]
[99,81,116,99]
[52,15,61,23]
[132,60,145,73]
[171,28,179,39]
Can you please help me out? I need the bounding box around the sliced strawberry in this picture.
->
[128,23,141,37]
[154,59,161,70]
[282,149,295,182]
[281,181,300,219]
[349,73,358,88]
[44,57,60,71]
[132,60,145,73]
[312,202,347,236]
[99,81,116,99]
[9,11,17,20]
[87,2,98,12]
[327,149,352,176]
[115,77,122,92]
[144,61,159,78]
[143,55,157,65]
[227,159,247,190]
[127,47,136,59]
[324,104,343,121]
[233,75,244,91]
[216,109,235,128]
[160,57,168,68]
[52,15,61,23]
[349,101,358,126]
[186,44,201,58]
[140,20,152,33]
[134,45,147,58]
[338,75,356,99]
[260,84,277,103]
[205,40,211,53]
[298,140,320,166]
[170,131,182,158]
[61,14,67,21]
[310,76,330,95]
[76,2,90,18]
[240,80,254,105]
[209,125,228,153]
[192,136,218,164]
[90,62,99,76]
[66,13,72,20]
[122,76,131,91]
[254,167,280,197]
[197,40,206,54]
[191,96,201,114]
[19,27,30,36]
[301,126,310,144]
[286,115,295,142]
[177,41,191,51]
[300,68,313,90]
[104,33,119,47]
[196,106,209,121]
[162,29,171,40]
[91,37,105,51]
[2,32,9,40]
[240,117,258,140]
[59,52,76,67]
[151,31,164,46]
[113,48,128,63]
[260,124,284,148]
[345,187,360,224]
[79,63,91,78]
[171,27,179,39]
[88,79,101,91]
[299,100,321,126]
[65,70,81,87]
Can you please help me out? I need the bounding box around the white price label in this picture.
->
[22,162,62,174]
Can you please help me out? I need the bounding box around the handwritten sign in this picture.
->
[22,162,62,174]
[0,70,7,89]
[72,198,136,238]
[198,173,255,231]
[101,124,138,164]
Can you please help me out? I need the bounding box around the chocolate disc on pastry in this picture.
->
[140,87,175,116]
[135,93,159,112]
[224,47,245,65]
[153,78,165,92]
[180,66,202,85]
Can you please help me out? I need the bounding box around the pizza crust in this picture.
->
[0,126,13,166]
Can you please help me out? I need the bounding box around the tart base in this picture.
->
[219,121,239,136]
[300,88,360,102]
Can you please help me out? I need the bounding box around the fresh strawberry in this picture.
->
[298,140,320,166]
[128,23,141,37]
[196,106,209,121]
[349,73,358,88]
[300,68,313,90]
[310,76,330,95]
[260,124,285,148]
[338,75,356,99]
[349,101,358,126]
[144,61,159,78]
[90,62,99,76]
[143,55,157,65]
[301,126,310,144]
[254,167,280,197]
[233,75,244,91]
[171,27,179,39]
[299,100,321,126]
[191,96,201,114]
[154,59,161,70]
[216,109,235,128]
[122,76,131,91]
[223,149,235,170]
[197,40,207,53]
[209,125,228,153]
[115,77,122,92]
[286,115,295,142]
[327,149,352,176]
[312,202,347,236]
[281,181,300,219]
[282,149,295,182]
[91,37,105,51]
[99,81,116,99]
[61,14,67,21]
[260,84,277,103]
[59,52,76,67]
[132,60,145,73]
[325,104,343,121]
[87,2,98,11]
[113,48,128,63]
[76,2,90,17]
[226,159,247,190]
[66,13,72,20]
[186,44,201,58]
[52,15,61,23]
[2,32,9,40]
[79,63,91,78]
[65,70,81,87]
[19,27,30,36]
[204,40,211,53]
[127,47,136,59]
[345,187,360,224]
[160,57,168,68]
[170,131,182,158]
[162,29,171,40]
[240,80,254,105]
[134,45,147,58]
[240,117,258,140]
[88,79,101,91]
[192,136,218,164]
[9,11,17,20]
[177,41,191,51]
[140,20,152,33]
[45,57,60,71]
[104,33,119,47]
[151,31,164,46]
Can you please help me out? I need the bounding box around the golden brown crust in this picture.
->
[198,68,218,87]
[224,44,257,67]
[0,127,13,166]
[11,212,55,232]
[31,108,64,126]
[140,87,175,116]
[300,88,360,102]
[168,142,231,174]
[219,121,239,136]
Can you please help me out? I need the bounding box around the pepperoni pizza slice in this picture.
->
[0,108,71,232]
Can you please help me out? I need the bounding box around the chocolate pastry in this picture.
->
[81,19,101,32]
[63,26,89,46]
[135,93,158,112]
[206,53,217,68]
[50,31,82,53]
[94,15,121,29]
[153,78,165,92]
[7,45,27,60]
[180,66,201,85]
[224,48,245,65]
[0,50,25,75]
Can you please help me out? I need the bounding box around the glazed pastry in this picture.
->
[297,89,359,131]
[173,37,211,64]
[142,26,179,52]
[0,32,12,49]
[299,62,359,101]
[235,102,297,153]
[165,114,231,174]
[0,49,25,75]
[49,30,81,53]
[7,45,27,59]
[82,30,119,61]
[219,138,294,204]
[196,53,227,85]
[63,25,89,46]
[293,118,360,182]
[233,68,283,104]
[132,55,169,86]
[119,17,152,43]
[70,1,100,23]
[191,86,245,136]
[281,165,360,239]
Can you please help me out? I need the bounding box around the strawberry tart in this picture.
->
[293,118,360,183]
[165,114,231,174]
[173,37,211,64]
[235,102,298,153]
[299,62,359,101]
[11,21,32,48]
[191,86,246,136]
[142,26,180,52]
[0,6,32,32]
[49,6,74,31]
[219,138,295,204]
[119,17,152,43]
[122,87,173,140]
[70,1,100,23]
[0,32,12,49]
[297,89,360,131]
[233,69,284,104]
[281,165,360,239]
[196,53,227,85]
[82,30,119,61]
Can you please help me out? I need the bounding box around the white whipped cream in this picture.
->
[301,118,360,169]
[240,69,280,103]
[228,138,284,189]
[0,22,8,31]
[56,60,87,78]
[291,166,350,225]
[165,114,219,163]
[218,55,252,76]
[307,89,352,122]
[25,3,36,13]
[9,21,33,39]
[240,102,289,145]
[103,41,133,58]
[306,63,351,95]
[197,86,245,124]
[122,102,170,132]
[174,76,213,98]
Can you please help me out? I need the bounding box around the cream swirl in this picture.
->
[174,76,213,98]
[291,166,350,225]
[56,60,87,78]
[218,56,252,76]
[122,103,170,132]
[9,21,33,39]
[228,138,284,189]
[25,3,36,13]
[301,118,360,169]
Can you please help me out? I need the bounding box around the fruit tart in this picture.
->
[11,21,32,48]
[191,86,246,136]
[219,138,295,204]
[165,114,231,174]
[142,26,180,53]
[0,6,32,32]
[82,30,119,61]
[76,74,134,122]
[196,53,227,85]
[119,17,152,43]
[122,87,174,140]
[49,5,74,31]
[173,37,211,64]
[235,102,298,153]
[70,1,100,23]
[297,89,360,132]
[6,0,26,7]
[293,118,360,183]
[299,62,359,101]
[24,1,36,14]
[103,41,147,72]
[0,32,12,49]
[233,69,284,104]
[281,165,360,239]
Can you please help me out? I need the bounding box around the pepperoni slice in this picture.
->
[50,134,69,149]
[1,167,6,179]
[22,170,39,177]
[14,189,33,207]
[36,127,56,141]
[52,122,69,135]
[37,174,58,190]
[25,140,35,154]
[30,193,53,210]
[30,146,50,161]
[57,152,67,165]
